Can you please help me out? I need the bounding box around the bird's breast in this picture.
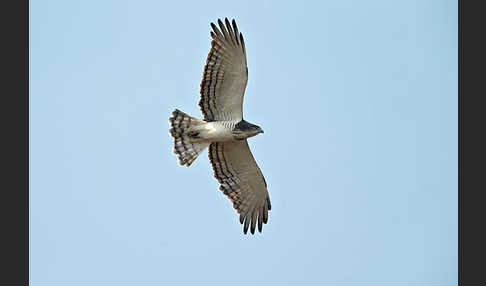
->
[199,121,237,142]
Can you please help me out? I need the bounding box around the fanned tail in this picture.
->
[169,109,210,166]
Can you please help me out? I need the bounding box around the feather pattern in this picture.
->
[208,140,271,234]
[199,18,248,121]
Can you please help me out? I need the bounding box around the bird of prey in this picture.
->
[169,18,271,235]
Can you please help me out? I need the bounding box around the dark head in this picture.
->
[233,120,264,140]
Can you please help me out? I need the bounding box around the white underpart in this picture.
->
[195,121,238,142]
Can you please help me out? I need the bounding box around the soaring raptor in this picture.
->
[169,18,271,235]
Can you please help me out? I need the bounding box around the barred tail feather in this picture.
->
[169,109,209,167]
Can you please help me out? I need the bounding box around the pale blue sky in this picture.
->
[30,0,457,285]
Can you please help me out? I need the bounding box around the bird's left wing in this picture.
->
[199,18,248,121]
[208,140,271,234]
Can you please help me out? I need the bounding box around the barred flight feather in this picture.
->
[208,141,271,234]
[199,18,248,121]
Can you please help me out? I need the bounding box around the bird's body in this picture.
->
[169,18,271,235]
[186,120,239,143]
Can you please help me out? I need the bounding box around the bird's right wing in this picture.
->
[208,140,271,234]
[199,18,248,121]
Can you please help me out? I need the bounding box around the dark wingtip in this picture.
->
[239,32,245,50]
[231,19,239,43]
[243,216,250,234]
[250,220,256,234]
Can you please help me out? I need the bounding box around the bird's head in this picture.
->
[233,120,264,140]
[249,124,264,136]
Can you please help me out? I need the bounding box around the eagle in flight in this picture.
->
[169,18,271,235]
